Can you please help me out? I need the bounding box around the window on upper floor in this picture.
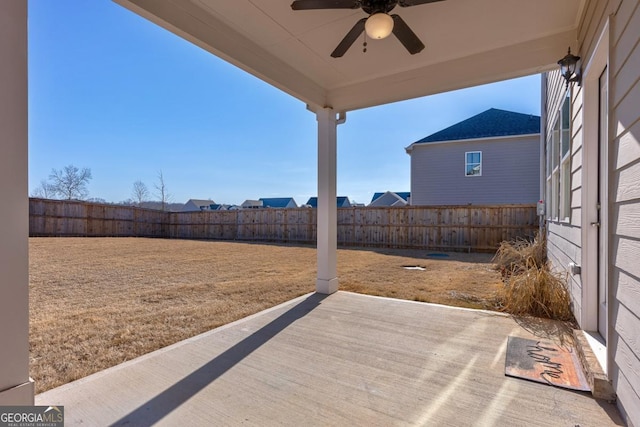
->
[465,151,482,177]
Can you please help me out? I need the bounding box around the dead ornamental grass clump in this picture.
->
[493,232,574,321]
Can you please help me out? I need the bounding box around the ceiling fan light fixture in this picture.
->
[365,13,394,39]
[290,0,441,57]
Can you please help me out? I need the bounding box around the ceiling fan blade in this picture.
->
[391,14,425,54]
[291,0,360,10]
[331,17,367,58]
[398,0,445,6]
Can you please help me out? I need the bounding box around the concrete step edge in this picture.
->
[573,329,615,401]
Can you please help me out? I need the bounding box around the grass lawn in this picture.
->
[29,238,502,393]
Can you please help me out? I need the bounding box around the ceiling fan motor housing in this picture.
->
[361,0,398,14]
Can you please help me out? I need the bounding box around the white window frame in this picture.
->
[465,151,482,177]
[547,117,559,219]
[559,94,571,221]
[546,91,571,222]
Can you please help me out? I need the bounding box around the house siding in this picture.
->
[610,0,640,423]
[410,136,539,206]
[544,0,640,424]
[544,68,585,323]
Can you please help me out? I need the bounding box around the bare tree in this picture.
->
[154,170,171,211]
[31,179,55,199]
[48,165,92,200]
[131,180,149,207]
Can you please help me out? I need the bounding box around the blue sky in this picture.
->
[28,0,541,206]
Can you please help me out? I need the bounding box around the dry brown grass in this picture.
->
[29,238,501,393]
[493,233,574,322]
[493,233,546,274]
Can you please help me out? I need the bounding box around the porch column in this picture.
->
[315,108,342,294]
[0,0,34,405]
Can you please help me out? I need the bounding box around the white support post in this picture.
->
[316,108,340,294]
[0,0,34,405]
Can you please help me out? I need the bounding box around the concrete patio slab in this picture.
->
[36,291,623,426]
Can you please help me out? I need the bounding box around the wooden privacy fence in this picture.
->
[29,199,166,237]
[30,199,539,252]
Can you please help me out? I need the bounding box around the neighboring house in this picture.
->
[209,204,233,211]
[540,3,640,419]
[259,197,298,208]
[241,199,263,209]
[337,197,351,207]
[369,191,410,207]
[182,199,215,212]
[305,196,351,208]
[405,108,540,205]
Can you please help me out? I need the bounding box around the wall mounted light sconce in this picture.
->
[557,47,581,89]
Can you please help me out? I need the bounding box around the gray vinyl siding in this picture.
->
[544,69,584,324]
[609,0,640,423]
[544,1,640,424]
[409,135,539,206]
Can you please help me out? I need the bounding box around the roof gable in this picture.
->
[336,197,351,207]
[185,199,215,206]
[369,191,409,207]
[414,108,540,144]
[371,192,410,204]
[241,199,263,208]
[259,197,297,208]
[183,199,216,211]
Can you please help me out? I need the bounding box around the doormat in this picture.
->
[505,336,590,392]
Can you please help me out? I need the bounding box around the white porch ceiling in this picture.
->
[114,0,585,111]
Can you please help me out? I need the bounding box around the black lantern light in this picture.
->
[558,47,581,89]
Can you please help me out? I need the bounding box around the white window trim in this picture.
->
[465,151,482,177]
[545,92,571,223]
[546,115,560,220]
[559,93,572,221]
[560,151,571,221]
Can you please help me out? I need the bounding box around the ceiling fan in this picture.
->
[290,0,445,58]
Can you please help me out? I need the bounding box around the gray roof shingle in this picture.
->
[414,108,540,144]
[370,192,410,204]
[305,197,351,208]
[259,197,297,208]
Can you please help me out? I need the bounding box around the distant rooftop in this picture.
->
[414,108,540,144]
[185,199,215,206]
[306,197,350,208]
[371,192,410,204]
[259,197,297,208]
[182,199,216,212]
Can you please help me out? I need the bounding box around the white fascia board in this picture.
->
[405,133,541,153]
[326,31,574,112]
